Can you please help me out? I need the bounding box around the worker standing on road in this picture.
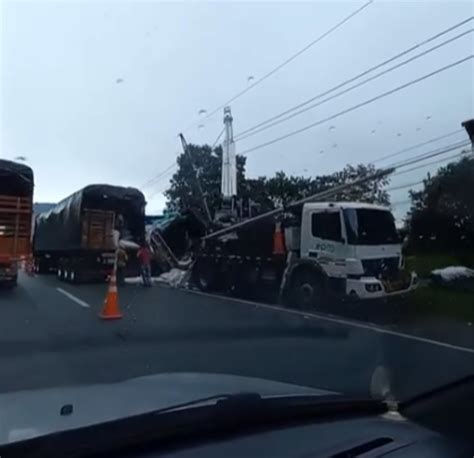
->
[137,243,152,287]
[116,247,128,287]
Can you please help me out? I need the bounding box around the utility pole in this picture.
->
[178,133,212,224]
[221,107,237,201]
[461,118,474,156]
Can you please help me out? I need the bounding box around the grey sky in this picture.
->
[1,0,473,218]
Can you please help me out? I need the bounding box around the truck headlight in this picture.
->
[365,283,382,293]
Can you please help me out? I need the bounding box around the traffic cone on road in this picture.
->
[99,267,122,320]
[272,222,286,255]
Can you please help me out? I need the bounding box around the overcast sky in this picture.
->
[1,0,473,218]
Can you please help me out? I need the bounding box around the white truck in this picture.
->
[192,201,417,308]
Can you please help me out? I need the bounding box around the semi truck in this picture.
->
[191,201,417,308]
[0,159,34,288]
[33,184,146,283]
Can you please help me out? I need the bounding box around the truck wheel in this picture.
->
[289,269,326,309]
[35,259,44,274]
[192,258,219,292]
[4,275,18,289]
[69,269,82,284]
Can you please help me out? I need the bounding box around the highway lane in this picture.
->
[0,273,472,402]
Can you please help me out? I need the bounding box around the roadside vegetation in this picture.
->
[403,157,474,322]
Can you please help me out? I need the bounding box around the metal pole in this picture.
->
[178,133,212,223]
[203,167,395,240]
[461,118,474,155]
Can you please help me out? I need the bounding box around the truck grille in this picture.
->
[362,257,400,278]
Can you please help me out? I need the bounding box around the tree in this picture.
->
[165,142,391,217]
[263,164,390,207]
[164,144,246,218]
[406,156,474,254]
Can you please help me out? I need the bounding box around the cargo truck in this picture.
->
[192,201,418,308]
[33,185,146,283]
[0,159,34,288]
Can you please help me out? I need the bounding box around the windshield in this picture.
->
[1,0,473,446]
[344,209,399,245]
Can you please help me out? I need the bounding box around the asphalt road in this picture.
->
[0,273,472,401]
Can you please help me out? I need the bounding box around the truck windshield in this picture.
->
[343,209,399,245]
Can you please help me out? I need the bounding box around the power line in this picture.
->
[238,55,473,155]
[235,16,473,139]
[148,183,171,200]
[330,143,468,198]
[386,179,424,192]
[143,127,227,193]
[390,198,412,207]
[391,152,467,177]
[388,139,470,169]
[372,129,465,163]
[145,134,469,197]
[141,162,176,189]
[234,28,473,141]
[183,0,374,132]
[380,141,470,193]
[212,127,226,149]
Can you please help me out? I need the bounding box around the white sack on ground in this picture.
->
[431,266,474,282]
[156,268,187,287]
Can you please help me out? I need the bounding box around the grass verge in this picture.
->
[406,285,474,322]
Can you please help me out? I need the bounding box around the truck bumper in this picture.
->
[0,264,18,283]
[346,272,418,299]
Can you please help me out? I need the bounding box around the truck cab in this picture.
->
[297,202,417,299]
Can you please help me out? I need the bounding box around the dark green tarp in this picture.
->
[0,159,34,197]
[34,185,146,252]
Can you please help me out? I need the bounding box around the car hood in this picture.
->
[0,372,333,444]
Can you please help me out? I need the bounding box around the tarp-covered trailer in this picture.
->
[0,159,34,287]
[33,184,146,283]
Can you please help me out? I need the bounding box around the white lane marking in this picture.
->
[181,288,474,355]
[56,288,91,308]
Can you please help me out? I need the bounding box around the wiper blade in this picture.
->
[155,391,386,423]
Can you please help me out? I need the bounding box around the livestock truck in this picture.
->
[0,160,34,287]
[192,201,417,308]
[33,185,146,283]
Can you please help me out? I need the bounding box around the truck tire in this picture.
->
[35,258,45,274]
[288,268,326,309]
[3,275,18,289]
[192,258,219,292]
[57,267,65,281]
[69,269,82,284]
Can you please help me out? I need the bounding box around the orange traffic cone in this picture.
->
[273,222,286,255]
[99,267,122,320]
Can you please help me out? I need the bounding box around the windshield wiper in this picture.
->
[1,393,387,458]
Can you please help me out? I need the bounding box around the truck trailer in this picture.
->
[192,201,417,307]
[0,159,34,288]
[33,184,146,283]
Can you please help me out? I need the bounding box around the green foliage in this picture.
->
[165,143,391,217]
[405,254,474,278]
[407,286,474,321]
[164,144,246,218]
[406,156,474,253]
